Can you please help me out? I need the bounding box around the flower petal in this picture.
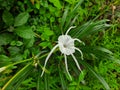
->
[41,44,59,77]
[64,54,72,80]
[75,47,83,60]
[71,53,83,74]
[65,26,76,35]
[74,38,85,45]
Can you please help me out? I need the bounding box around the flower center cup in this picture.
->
[58,35,75,55]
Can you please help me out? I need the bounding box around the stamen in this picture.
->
[41,44,59,77]
[65,26,76,35]
[64,54,72,80]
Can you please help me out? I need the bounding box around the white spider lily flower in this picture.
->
[41,26,84,79]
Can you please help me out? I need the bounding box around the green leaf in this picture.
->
[24,38,35,48]
[15,26,35,39]
[63,0,83,31]
[39,42,51,49]
[79,60,110,90]
[44,29,54,36]
[61,8,69,31]
[8,46,20,56]
[14,12,29,27]
[58,65,67,90]
[2,10,14,26]
[16,41,23,46]
[49,0,62,9]
[2,63,33,90]
[0,33,13,46]
[72,20,110,38]
[44,74,49,90]
[10,41,23,46]
[37,69,41,90]
[0,55,11,67]
[94,47,113,55]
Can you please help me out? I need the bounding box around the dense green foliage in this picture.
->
[0,0,120,90]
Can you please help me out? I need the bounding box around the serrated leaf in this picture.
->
[24,38,35,48]
[0,33,13,46]
[2,10,14,26]
[15,26,35,39]
[14,12,29,27]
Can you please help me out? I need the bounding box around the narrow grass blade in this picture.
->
[79,60,110,90]
[37,69,41,90]
[58,64,67,90]
[61,7,69,31]
[72,20,110,39]
[2,63,33,90]
[44,74,49,90]
[64,0,83,31]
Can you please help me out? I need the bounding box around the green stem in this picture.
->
[6,58,33,68]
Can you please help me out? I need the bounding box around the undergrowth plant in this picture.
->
[0,0,120,90]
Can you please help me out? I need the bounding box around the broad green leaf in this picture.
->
[15,26,35,39]
[44,29,54,36]
[23,38,35,48]
[39,42,51,49]
[0,33,13,46]
[8,46,20,56]
[49,0,62,9]
[35,3,40,9]
[0,55,11,67]
[14,12,29,27]
[2,10,14,26]
[2,63,33,90]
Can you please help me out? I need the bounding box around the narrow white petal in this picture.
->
[65,26,76,35]
[71,54,83,74]
[74,38,85,45]
[41,44,59,77]
[75,47,83,60]
[64,54,72,80]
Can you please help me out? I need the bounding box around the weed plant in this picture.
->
[0,0,120,90]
